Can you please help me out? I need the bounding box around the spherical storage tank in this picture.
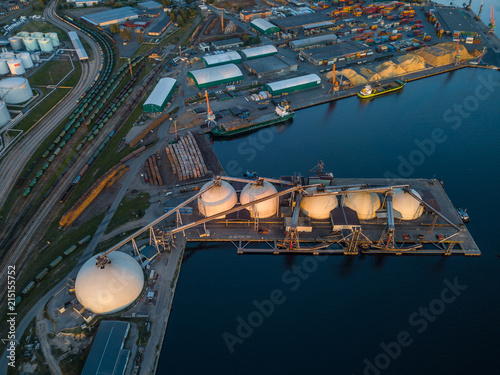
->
[198,180,237,218]
[8,37,23,51]
[392,188,424,220]
[7,59,25,75]
[38,38,53,53]
[239,181,278,218]
[300,187,338,220]
[0,100,11,128]
[342,191,381,220]
[23,37,39,52]
[45,32,59,47]
[0,77,33,104]
[75,251,144,314]
[18,53,33,69]
[0,60,9,75]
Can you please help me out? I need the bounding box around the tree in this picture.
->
[38,0,45,9]
[177,14,184,26]
[110,23,119,34]
[170,12,176,22]
[138,33,143,43]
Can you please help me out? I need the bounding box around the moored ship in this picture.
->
[357,80,406,99]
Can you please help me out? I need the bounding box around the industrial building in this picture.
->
[239,9,272,22]
[143,77,176,112]
[81,321,130,375]
[68,31,88,61]
[211,38,243,51]
[290,34,338,50]
[0,77,33,104]
[70,0,99,7]
[271,13,332,32]
[203,51,242,67]
[147,18,170,36]
[81,7,139,27]
[243,55,298,79]
[239,45,278,60]
[434,5,481,36]
[264,74,321,96]
[299,41,371,66]
[250,18,280,35]
[187,64,243,89]
[139,0,162,10]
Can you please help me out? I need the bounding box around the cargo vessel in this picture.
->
[357,80,405,99]
[210,103,294,138]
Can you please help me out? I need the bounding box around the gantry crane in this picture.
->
[205,90,216,127]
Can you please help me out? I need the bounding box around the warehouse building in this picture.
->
[290,34,338,50]
[243,55,298,79]
[81,321,130,375]
[147,19,170,36]
[240,9,272,22]
[250,19,280,35]
[143,78,177,112]
[139,0,162,10]
[264,74,321,96]
[299,41,371,66]
[203,51,242,67]
[271,13,332,32]
[68,31,88,61]
[239,45,278,60]
[81,7,139,26]
[434,6,480,36]
[211,38,244,51]
[188,64,243,89]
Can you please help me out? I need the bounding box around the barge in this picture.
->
[358,80,406,99]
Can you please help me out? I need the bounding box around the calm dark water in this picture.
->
[158,68,500,374]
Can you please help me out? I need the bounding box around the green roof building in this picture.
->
[143,78,177,112]
[265,74,321,96]
[250,19,280,35]
[187,64,243,89]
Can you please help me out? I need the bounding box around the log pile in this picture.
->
[166,132,208,181]
[145,155,163,186]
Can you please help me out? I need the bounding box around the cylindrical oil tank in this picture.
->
[341,191,381,220]
[0,59,9,75]
[9,37,23,51]
[7,59,25,75]
[30,32,44,39]
[1,52,15,60]
[18,52,33,69]
[239,181,278,218]
[16,31,30,38]
[392,188,424,220]
[32,52,40,61]
[300,187,338,220]
[23,37,39,52]
[0,100,11,128]
[198,180,237,218]
[0,77,33,104]
[45,32,59,47]
[38,38,53,53]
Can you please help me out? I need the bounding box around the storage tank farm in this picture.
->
[198,180,237,218]
[8,36,23,51]
[0,100,11,127]
[240,181,278,218]
[392,188,424,220]
[38,38,53,53]
[342,191,381,220]
[45,32,59,47]
[7,58,25,75]
[0,59,9,75]
[22,37,39,52]
[18,52,33,69]
[0,77,33,104]
[300,186,339,219]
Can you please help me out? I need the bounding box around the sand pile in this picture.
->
[413,42,475,66]
[375,61,407,79]
[336,68,367,86]
[397,54,427,72]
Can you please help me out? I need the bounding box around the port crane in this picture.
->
[475,0,483,21]
[487,5,496,33]
[205,90,217,127]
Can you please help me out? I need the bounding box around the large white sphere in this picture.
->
[392,188,424,220]
[300,187,338,220]
[198,181,237,217]
[342,192,381,220]
[75,251,144,314]
[240,181,278,218]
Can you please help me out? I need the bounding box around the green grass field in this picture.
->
[105,193,151,234]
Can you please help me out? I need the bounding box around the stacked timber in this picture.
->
[144,155,163,186]
[165,132,208,181]
[129,111,172,148]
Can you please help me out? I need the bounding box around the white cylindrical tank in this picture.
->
[18,52,33,69]
[7,59,25,75]
[23,37,39,52]
[45,32,59,47]
[239,181,278,218]
[0,77,33,104]
[1,52,15,60]
[0,100,11,128]
[16,31,29,38]
[300,187,338,220]
[198,180,237,218]
[32,52,40,61]
[38,38,53,53]
[0,59,9,75]
[75,251,144,314]
[9,37,23,51]
[342,191,381,220]
[392,188,424,220]
[30,32,44,39]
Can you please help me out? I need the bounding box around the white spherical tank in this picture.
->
[7,59,25,75]
[0,60,9,75]
[342,192,381,220]
[9,37,23,51]
[18,53,33,69]
[45,32,60,47]
[198,180,237,218]
[392,188,424,220]
[38,38,53,53]
[75,251,144,314]
[239,181,278,218]
[300,187,338,220]
[0,77,33,104]
[23,37,39,52]
[0,100,11,128]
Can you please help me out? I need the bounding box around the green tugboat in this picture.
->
[210,102,294,138]
[357,80,406,99]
